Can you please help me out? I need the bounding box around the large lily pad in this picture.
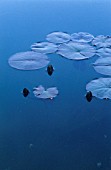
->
[8,51,49,70]
[57,41,96,60]
[86,78,111,99]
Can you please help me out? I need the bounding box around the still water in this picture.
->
[0,0,111,170]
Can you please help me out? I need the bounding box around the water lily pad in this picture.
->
[57,41,96,60]
[93,57,111,76]
[33,85,45,95]
[8,51,49,70]
[92,35,111,48]
[86,78,111,99]
[31,42,58,54]
[33,85,58,99]
[46,31,71,44]
[96,47,111,57]
[71,32,94,43]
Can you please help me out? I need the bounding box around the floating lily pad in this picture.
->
[33,85,58,99]
[92,35,111,48]
[46,31,71,44]
[71,32,94,43]
[96,47,111,57]
[86,78,111,99]
[57,41,96,60]
[31,42,58,54]
[93,57,111,76]
[8,51,50,70]
[33,85,45,95]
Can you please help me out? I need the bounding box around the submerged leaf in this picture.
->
[46,31,71,44]
[8,51,50,70]
[86,78,111,99]
[57,41,96,60]
[31,42,57,54]
[71,32,94,43]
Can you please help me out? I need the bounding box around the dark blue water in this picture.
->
[0,0,111,170]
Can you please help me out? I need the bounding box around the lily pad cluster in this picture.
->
[8,31,111,100]
[86,34,111,101]
[92,35,111,76]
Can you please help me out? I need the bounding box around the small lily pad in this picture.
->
[71,32,94,43]
[33,85,59,99]
[46,31,71,44]
[31,42,58,54]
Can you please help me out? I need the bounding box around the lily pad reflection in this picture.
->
[46,31,71,44]
[86,78,111,99]
[57,42,96,60]
[33,85,58,99]
[31,42,58,54]
[71,32,94,43]
[8,51,49,70]
[93,57,111,76]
